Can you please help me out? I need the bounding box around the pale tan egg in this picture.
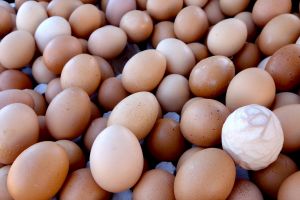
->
[273,92,300,109]
[105,0,136,26]
[32,56,56,84]
[0,166,13,200]
[219,0,250,16]
[234,12,257,41]
[203,0,225,25]
[177,147,203,171]
[146,0,183,21]
[0,89,34,109]
[45,78,62,103]
[47,0,82,19]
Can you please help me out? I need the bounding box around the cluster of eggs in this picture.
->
[0,0,300,199]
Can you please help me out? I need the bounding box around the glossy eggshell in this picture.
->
[0,103,39,164]
[174,148,236,200]
[84,117,108,151]
[151,21,175,48]
[227,179,263,200]
[0,89,34,109]
[0,7,13,37]
[146,0,183,21]
[105,0,136,26]
[278,171,300,200]
[59,168,111,200]
[23,89,47,115]
[176,147,203,171]
[32,56,56,84]
[0,166,13,200]
[133,169,175,200]
[45,78,62,103]
[108,92,160,140]
[46,87,91,140]
[0,70,32,90]
[233,43,261,72]
[272,92,300,109]
[7,141,69,200]
[47,0,82,19]
[90,125,144,193]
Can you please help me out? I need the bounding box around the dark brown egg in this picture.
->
[84,117,107,151]
[0,7,13,37]
[0,70,32,90]
[38,115,54,141]
[233,43,261,72]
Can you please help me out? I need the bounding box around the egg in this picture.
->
[265,44,300,91]
[251,154,298,199]
[122,50,166,93]
[108,92,159,140]
[257,14,300,56]
[98,77,128,111]
[37,115,53,141]
[273,92,300,109]
[38,1,49,9]
[0,63,5,73]
[0,103,39,164]
[226,68,276,111]
[56,140,85,172]
[84,117,107,151]
[174,148,236,200]
[0,166,13,200]
[0,89,34,109]
[46,87,91,140]
[32,57,56,84]
[181,96,203,115]
[45,78,62,103]
[16,1,47,34]
[203,0,225,25]
[227,179,263,200]
[233,43,261,72]
[61,54,101,95]
[59,168,111,200]
[219,0,250,16]
[180,99,229,146]
[88,25,127,59]
[146,0,183,21]
[174,6,208,43]
[156,38,195,76]
[189,55,235,98]
[47,0,82,19]
[176,147,203,171]
[133,169,175,200]
[7,141,69,200]
[0,7,13,37]
[105,0,136,26]
[252,0,292,27]
[151,21,176,48]
[120,10,153,43]
[35,16,72,52]
[0,70,32,90]
[23,89,47,115]
[90,125,144,192]
[78,38,88,53]
[0,30,35,69]
[89,102,101,122]
[0,1,15,14]
[94,56,114,81]
[156,74,190,112]
[187,42,209,62]
[43,35,83,75]
[184,0,208,7]
[69,4,105,39]
[278,171,300,200]
[146,118,186,161]
[234,12,257,41]
[207,18,247,57]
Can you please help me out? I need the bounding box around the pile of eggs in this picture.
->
[1,0,300,199]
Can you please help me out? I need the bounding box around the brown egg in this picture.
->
[257,14,300,56]
[226,68,276,111]
[69,4,105,39]
[184,0,208,7]
[7,141,69,200]
[84,117,107,151]
[177,147,203,171]
[0,103,39,164]
[0,70,32,90]
[61,54,101,95]
[38,115,53,141]
[137,0,147,9]
[273,104,300,152]
[251,154,298,199]
[94,56,114,81]
[16,1,47,34]
[24,89,47,115]
[174,6,208,43]
[59,168,111,200]
[181,97,203,115]
[278,171,300,200]
[133,169,175,200]
[38,1,49,9]
[0,166,13,200]
[122,50,166,93]
[0,89,34,109]
[187,42,209,62]
[56,140,85,172]
[174,148,236,200]
[189,56,235,98]
[0,30,35,69]
[156,74,190,112]
[156,38,195,76]
[146,0,183,21]
[108,92,160,140]
[15,0,29,10]
[89,102,101,122]
[180,99,229,146]
[105,0,136,26]
[0,1,15,14]
[35,16,72,52]
[233,43,261,72]
[207,18,247,57]
[79,0,96,4]
[0,7,13,37]
[45,78,62,103]
[0,63,5,73]
[273,92,300,109]
[47,0,82,19]
[43,35,83,75]
[151,21,176,48]
[120,10,153,43]
[219,0,250,16]
[90,125,144,192]
[234,12,257,41]
[98,77,128,111]
[203,0,225,25]
[78,38,88,53]
[88,25,127,59]
[32,56,56,84]
[46,87,91,140]
[265,44,300,91]
[252,0,292,27]
[146,118,186,161]
[227,179,263,200]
